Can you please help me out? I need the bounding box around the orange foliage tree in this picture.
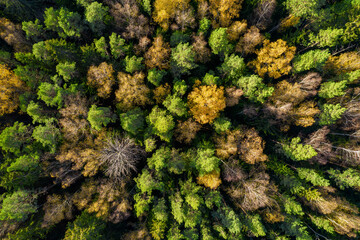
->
[250,39,296,79]
[0,64,27,116]
[187,84,226,124]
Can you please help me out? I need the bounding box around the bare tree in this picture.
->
[250,0,276,30]
[100,136,145,181]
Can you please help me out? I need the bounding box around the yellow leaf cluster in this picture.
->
[144,36,171,69]
[291,101,320,127]
[227,20,247,41]
[153,83,171,104]
[279,15,301,32]
[115,72,151,111]
[325,52,360,74]
[209,0,243,28]
[197,170,222,189]
[0,64,26,116]
[250,39,296,79]
[214,130,240,159]
[87,62,115,98]
[188,85,226,124]
[153,0,190,30]
[238,128,268,164]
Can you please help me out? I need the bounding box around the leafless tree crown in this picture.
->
[100,137,145,181]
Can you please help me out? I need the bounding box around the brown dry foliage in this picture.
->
[225,87,243,107]
[108,0,152,40]
[59,93,89,141]
[115,72,151,111]
[226,171,275,211]
[214,130,240,160]
[192,35,211,63]
[0,18,31,52]
[236,26,264,54]
[174,118,201,144]
[305,127,333,165]
[325,52,360,74]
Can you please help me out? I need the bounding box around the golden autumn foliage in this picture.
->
[0,64,27,116]
[153,0,191,30]
[227,20,248,42]
[197,170,222,189]
[72,179,132,223]
[325,52,360,74]
[144,36,171,70]
[152,83,171,104]
[250,39,296,79]
[209,0,243,28]
[115,72,151,111]
[188,85,226,124]
[56,132,105,178]
[87,62,115,98]
[291,101,320,127]
[278,15,301,32]
[174,118,201,144]
[238,128,268,164]
[0,18,31,52]
[214,130,240,159]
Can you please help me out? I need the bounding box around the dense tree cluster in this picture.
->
[0,0,360,239]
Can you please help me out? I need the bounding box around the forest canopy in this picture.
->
[0,0,360,239]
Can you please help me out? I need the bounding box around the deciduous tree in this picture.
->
[115,72,151,111]
[144,36,171,70]
[87,62,115,98]
[209,0,243,27]
[249,39,296,79]
[0,64,27,116]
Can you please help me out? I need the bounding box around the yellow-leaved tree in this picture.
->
[188,84,226,124]
[115,72,151,111]
[144,36,171,70]
[153,0,191,30]
[87,62,115,98]
[0,64,27,116]
[250,39,296,79]
[209,0,243,28]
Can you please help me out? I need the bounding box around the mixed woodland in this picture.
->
[1,0,360,239]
